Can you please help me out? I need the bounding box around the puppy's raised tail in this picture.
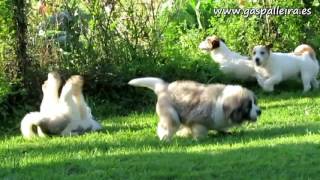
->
[128,77,167,94]
[20,112,45,139]
[294,44,317,61]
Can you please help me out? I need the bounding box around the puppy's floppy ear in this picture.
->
[266,43,273,52]
[211,39,220,49]
[207,36,220,49]
[223,96,240,120]
[223,96,247,123]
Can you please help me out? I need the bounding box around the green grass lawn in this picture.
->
[1,90,320,179]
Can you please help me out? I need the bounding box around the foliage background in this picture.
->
[0,0,319,130]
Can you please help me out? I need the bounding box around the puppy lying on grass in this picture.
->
[199,35,268,80]
[21,73,101,139]
[129,77,261,141]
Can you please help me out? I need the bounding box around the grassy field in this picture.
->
[1,89,320,179]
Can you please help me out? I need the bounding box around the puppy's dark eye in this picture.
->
[253,51,256,55]
[260,51,265,55]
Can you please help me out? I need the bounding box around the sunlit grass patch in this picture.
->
[1,91,320,179]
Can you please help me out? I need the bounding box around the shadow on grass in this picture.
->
[260,101,313,110]
[3,122,320,159]
[102,123,153,134]
[2,142,320,179]
[261,90,320,100]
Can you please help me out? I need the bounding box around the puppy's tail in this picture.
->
[20,112,46,139]
[128,77,167,94]
[294,44,317,61]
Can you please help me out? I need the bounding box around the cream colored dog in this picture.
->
[58,75,101,135]
[20,73,101,139]
[129,77,261,141]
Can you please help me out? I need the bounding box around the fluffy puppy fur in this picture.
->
[20,74,101,139]
[58,75,101,135]
[129,77,261,141]
[199,35,267,80]
[253,44,319,92]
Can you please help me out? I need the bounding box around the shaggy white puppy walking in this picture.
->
[129,77,261,141]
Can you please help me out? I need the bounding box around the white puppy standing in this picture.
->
[253,44,319,92]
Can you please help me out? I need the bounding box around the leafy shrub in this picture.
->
[0,77,11,119]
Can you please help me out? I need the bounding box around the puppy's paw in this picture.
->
[157,125,173,142]
[176,126,192,138]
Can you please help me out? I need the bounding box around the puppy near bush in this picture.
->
[21,73,101,139]
[253,44,319,92]
[129,77,261,141]
[199,35,266,80]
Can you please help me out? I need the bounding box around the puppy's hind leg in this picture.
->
[37,127,48,138]
[156,102,180,141]
[311,78,319,89]
[301,73,312,92]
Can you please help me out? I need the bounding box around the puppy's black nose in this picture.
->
[255,58,260,65]
[256,109,261,116]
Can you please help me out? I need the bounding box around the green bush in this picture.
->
[0,76,26,131]
[0,77,11,118]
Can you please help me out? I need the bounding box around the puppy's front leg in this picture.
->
[256,74,266,89]
[260,75,282,92]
